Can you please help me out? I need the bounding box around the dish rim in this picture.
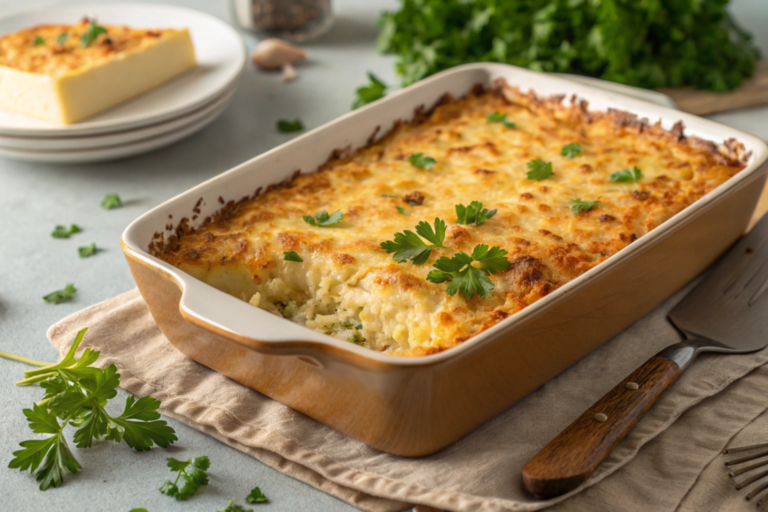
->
[122,62,768,368]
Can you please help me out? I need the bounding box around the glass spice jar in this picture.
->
[232,0,333,42]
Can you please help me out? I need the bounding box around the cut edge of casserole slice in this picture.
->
[0,19,196,123]
[149,79,751,357]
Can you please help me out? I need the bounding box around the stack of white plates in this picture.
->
[0,4,246,163]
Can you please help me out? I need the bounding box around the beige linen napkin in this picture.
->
[46,284,768,512]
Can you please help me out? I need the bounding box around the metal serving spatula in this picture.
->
[522,213,768,499]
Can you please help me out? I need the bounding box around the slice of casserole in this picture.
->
[0,18,196,123]
[150,80,749,356]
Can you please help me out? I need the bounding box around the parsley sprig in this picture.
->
[526,159,553,181]
[427,244,511,299]
[159,456,210,500]
[609,166,643,183]
[455,201,496,226]
[8,328,177,490]
[352,72,388,109]
[277,119,304,133]
[303,210,343,227]
[380,218,448,265]
[218,498,253,512]
[381,218,511,299]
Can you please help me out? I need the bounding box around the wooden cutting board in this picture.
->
[660,60,768,116]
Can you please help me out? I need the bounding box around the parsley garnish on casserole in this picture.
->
[149,80,749,357]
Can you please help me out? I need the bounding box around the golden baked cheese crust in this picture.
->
[150,80,749,356]
[0,19,183,76]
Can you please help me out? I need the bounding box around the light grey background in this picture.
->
[0,1,766,511]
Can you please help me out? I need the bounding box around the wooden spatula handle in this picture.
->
[522,355,681,499]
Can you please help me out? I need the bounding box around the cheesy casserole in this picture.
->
[151,80,749,356]
[0,19,195,123]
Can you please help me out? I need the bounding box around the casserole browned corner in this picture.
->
[122,63,768,456]
[148,79,749,357]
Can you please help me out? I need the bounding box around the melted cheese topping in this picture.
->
[152,82,747,356]
[0,20,183,77]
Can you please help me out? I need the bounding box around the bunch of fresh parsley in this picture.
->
[381,215,511,299]
[8,328,177,490]
[377,0,759,91]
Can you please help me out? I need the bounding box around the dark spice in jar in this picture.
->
[252,0,331,36]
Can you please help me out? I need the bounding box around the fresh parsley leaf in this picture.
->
[407,153,436,170]
[218,498,253,512]
[381,193,398,198]
[78,243,98,258]
[355,324,363,330]
[104,395,178,450]
[33,36,45,46]
[426,244,511,299]
[56,33,68,46]
[9,403,81,490]
[246,486,269,504]
[347,331,366,344]
[51,224,82,238]
[396,206,406,215]
[284,251,303,262]
[277,119,303,133]
[486,111,515,128]
[526,159,553,181]
[570,199,601,215]
[560,143,583,158]
[43,283,76,304]
[8,328,177,491]
[380,218,447,265]
[160,456,210,501]
[101,193,122,209]
[80,19,107,47]
[303,210,343,227]
[455,201,497,226]
[352,72,387,109]
[609,166,643,183]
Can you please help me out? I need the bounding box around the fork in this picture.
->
[724,443,768,506]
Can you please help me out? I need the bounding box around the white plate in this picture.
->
[0,93,231,163]
[0,3,246,137]
[0,84,237,151]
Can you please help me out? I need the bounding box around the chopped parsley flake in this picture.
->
[51,224,82,239]
[560,143,583,158]
[246,486,269,504]
[78,243,98,258]
[570,199,601,215]
[303,210,343,227]
[80,19,107,47]
[277,119,304,133]
[609,166,643,183]
[407,153,436,170]
[283,251,303,262]
[33,36,45,46]
[396,206,406,215]
[56,33,68,45]
[101,194,122,209]
[486,111,515,128]
[159,456,210,501]
[526,159,553,181]
[352,72,388,109]
[43,283,76,304]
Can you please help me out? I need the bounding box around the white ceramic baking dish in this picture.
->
[122,63,768,456]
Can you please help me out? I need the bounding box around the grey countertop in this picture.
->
[1,0,767,511]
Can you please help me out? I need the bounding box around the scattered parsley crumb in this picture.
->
[101,194,122,210]
[43,284,76,304]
